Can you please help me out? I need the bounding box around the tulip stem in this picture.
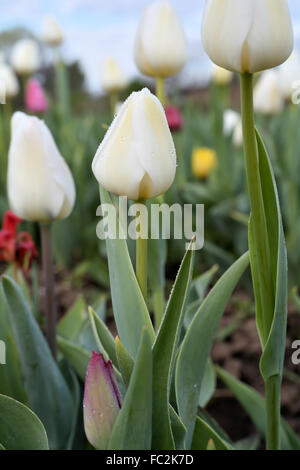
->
[109,92,118,119]
[136,201,147,300]
[156,77,165,107]
[40,223,57,359]
[240,73,280,450]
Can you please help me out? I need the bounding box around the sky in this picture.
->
[0,0,300,94]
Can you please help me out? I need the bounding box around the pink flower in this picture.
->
[25,78,48,114]
[165,105,183,132]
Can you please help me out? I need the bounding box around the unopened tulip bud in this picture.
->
[279,52,300,101]
[25,78,48,114]
[223,109,240,136]
[233,121,243,148]
[11,39,41,75]
[202,0,293,74]
[84,351,122,450]
[42,16,63,47]
[92,88,176,201]
[134,1,187,78]
[0,63,19,98]
[192,147,217,179]
[8,112,75,223]
[213,65,233,86]
[254,71,283,115]
[102,59,127,93]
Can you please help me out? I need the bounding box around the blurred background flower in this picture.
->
[25,78,48,113]
[191,147,217,179]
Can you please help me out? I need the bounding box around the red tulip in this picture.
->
[0,210,38,272]
[165,105,183,132]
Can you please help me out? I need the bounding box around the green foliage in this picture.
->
[0,394,49,450]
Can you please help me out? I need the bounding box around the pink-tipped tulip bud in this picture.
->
[83,351,122,450]
[25,78,48,114]
[164,105,183,132]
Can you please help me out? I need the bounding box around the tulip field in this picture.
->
[1,0,300,454]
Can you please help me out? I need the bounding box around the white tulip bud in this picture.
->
[202,0,293,74]
[233,121,243,148]
[8,112,76,223]
[92,88,176,201]
[11,39,41,75]
[42,16,63,47]
[0,63,19,98]
[134,1,187,78]
[223,109,240,136]
[254,70,283,115]
[213,65,233,86]
[278,52,300,101]
[102,59,127,93]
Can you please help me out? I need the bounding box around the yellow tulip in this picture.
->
[192,148,217,179]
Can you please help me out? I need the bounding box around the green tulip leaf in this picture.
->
[198,358,216,408]
[115,337,134,387]
[88,306,118,366]
[57,335,90,381]
[108,328,152,450]
[175,252,249,446]
[253,131,288,381]
[58,296,88,341]
[152,241,195,450]
[191,415,232,450]
[2,276,73,450]
[0,285,27,404]
[0,394,48,450]
[216,366,300,450]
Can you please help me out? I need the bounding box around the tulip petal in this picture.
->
[202,0,252,73]
[133,90,176,199]
[247,0,293,73]
[92,93,146,201]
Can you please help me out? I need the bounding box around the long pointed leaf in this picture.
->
[175,252,249,446]
[216,366,300,450]
[108,328,152,450]
[2,276,73,450]
[152,242,195,450]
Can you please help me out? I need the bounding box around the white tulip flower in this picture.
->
[92,88,176,201]
[202,0,293,74]
[102,59,127,93]
[233,121,243,148]
[253,70,283,115]
[8,112,76,223]
[134,1,187,78]
[42,16,64,47]
[223,109,240,136]
[0,63,19,98]
[278,52,300,101]
[11,39,41,75]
